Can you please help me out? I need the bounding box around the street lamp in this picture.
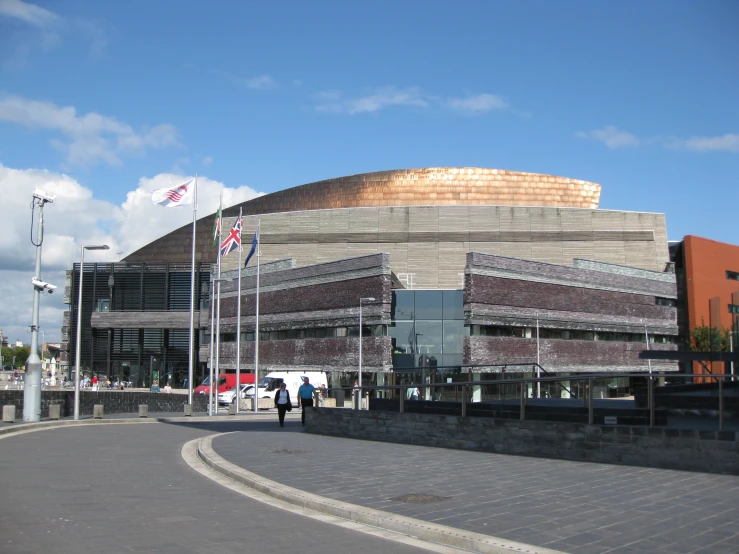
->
[74,244,109,420]
[208,277,231,416]
[358,297,375,410]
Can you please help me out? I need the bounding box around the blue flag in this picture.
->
[244,229,258,267]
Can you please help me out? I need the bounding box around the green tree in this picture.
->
[12,346,31,368]
[689,320,730,352]
[1,346,13,368]
[689,319,730,375]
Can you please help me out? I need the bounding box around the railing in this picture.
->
[320,372,738,432]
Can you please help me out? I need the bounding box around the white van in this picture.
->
[257,371,328,407]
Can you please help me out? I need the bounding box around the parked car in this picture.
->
[218,384,255,406]
[194,373,255,396]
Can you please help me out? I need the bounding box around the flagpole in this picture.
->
[208,272,215,416]
[253,220,261,412]
[187,175,197,405]
[215,190,223,415]
[235,208,243,414]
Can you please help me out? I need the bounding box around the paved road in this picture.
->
[0,420,428,554]
[213,428,739,553]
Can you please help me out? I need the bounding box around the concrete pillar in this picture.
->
[183,403,193,417]
[472,373,482,403]
[49,404,61,420]
[228,404,236,415]
[139,404,148,418]
[3,405,16,423]
[93,404,104,419]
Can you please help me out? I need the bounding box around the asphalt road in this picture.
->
[0,420,428,554]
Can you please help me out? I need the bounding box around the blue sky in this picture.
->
[0,0,737,343]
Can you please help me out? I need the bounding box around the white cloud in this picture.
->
[314,88,515,116]
[202,156,214,166]
[244,75,277,89]
[0,1,107,66]
[669,134,739,153]
[315,87,429,114]
[447,93,509,114]
[0,95,179,166]
[577,127,739,153]
[575,126,641,149]
[0,0,59,28]
[0,162,263,344]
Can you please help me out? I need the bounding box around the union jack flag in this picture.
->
[220,217,242,257]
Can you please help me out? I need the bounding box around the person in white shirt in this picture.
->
[273,382,292,427]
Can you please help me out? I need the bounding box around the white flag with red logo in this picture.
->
[151,178,195,208]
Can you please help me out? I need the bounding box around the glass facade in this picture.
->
[389,289,467,373]
[67,262,211,388]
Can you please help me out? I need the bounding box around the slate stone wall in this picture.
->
[219,336,392,371]
[219,275,391,324]
[305,408,739,475]
[465,336,677,372]
[467,274,675,328]
[0,390,208,418]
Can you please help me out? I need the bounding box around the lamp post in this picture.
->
[74,244,110,420]
[536,314,540,399]
[358,297,375,410]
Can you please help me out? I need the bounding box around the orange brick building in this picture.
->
[673,236,739,379]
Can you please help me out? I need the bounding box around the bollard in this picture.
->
[3,405,16,423]
[49,404,61,420]
[719,378,724,432]
[93,404,104,419]
[139,404,149,418]
[588,378,594,425]
[520,383,526,421]
[461,385,467,417]
[228,404,236,416]
[183,403,193,417]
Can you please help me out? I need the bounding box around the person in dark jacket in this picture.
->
[274,382,291,427]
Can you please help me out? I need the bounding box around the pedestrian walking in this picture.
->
[318,383,327,407]
[297,377,316,426]
[274,382,291,427]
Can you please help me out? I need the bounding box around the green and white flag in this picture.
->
[212,199,222,249]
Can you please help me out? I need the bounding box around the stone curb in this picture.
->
[197,435,565,554]
[0,414,283,438]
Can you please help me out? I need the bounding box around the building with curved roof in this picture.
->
[125,168,668,289]
[64,167,677,392]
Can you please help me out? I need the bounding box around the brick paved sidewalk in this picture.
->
[213,427,739,554]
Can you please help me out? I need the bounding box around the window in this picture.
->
[442,290,464,320]
[415,290,443,320]
[392,291,414,320]
[727,271,739,281]
[95,299,110,312]
[656,297,677,307]
[729,304,739,315]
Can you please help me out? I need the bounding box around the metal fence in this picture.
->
[324,371,738,432]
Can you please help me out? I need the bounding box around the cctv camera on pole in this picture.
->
[24,190,55,422]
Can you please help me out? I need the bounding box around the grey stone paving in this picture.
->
[213,427,739,554]
[0,420,427,554]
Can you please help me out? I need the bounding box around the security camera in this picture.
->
[32,278,57,293]
[32,189,56,204]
